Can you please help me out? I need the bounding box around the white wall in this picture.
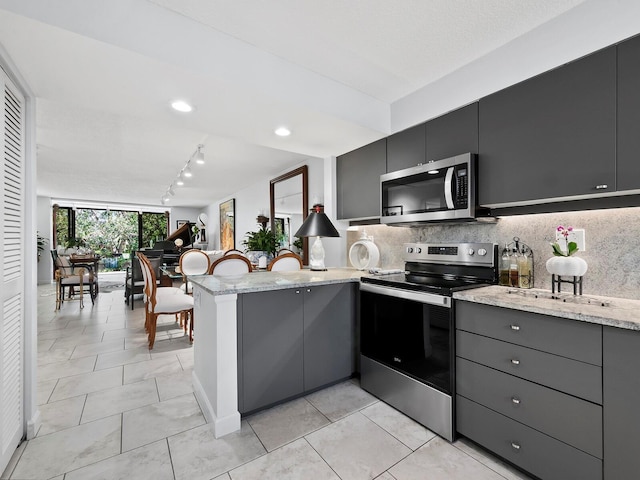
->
[169,206,201,234]
[204,157,351,266]
[391,0,640,132]
[36,196,53,284]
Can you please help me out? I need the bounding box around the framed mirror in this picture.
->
[270,166,308,264]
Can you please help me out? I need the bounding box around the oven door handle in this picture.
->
[360,283,451,308]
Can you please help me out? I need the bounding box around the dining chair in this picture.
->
[124,251,145,309]
[268,252,303,271]
[223,248,245,256]
[138,253,194,348]
[276,248,295,256]
[179,249,211,294]
[52,251,98,310]
[208,254,253,275]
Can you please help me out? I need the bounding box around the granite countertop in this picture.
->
[190,267,364,295]
[453,285,640,331]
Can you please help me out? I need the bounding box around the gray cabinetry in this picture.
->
[303,283,355,391]
[456,301,603,480]
[241,289,304,413]
[603,326,640,479]
[386,124,425,173]
[478,47,616,207]
[425,103,478,162]
[336,138,386,220]
[240,283,355,414]
[616,35,640,191]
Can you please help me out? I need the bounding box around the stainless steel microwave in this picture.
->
[380,153,476,225]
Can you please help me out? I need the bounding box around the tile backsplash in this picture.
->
[347,207,640,300]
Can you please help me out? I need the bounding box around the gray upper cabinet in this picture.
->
[426,103,478,162]
[478,47,616,207]
[337,138,386,220]
[386,123,425,173]
[617,35,640,191]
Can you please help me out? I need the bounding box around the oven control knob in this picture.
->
[416,247,422,254]
[467,248,475,256]
[407,247,414,254]
[478,248,487,256]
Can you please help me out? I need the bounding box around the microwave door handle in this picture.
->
[444,167,454,209]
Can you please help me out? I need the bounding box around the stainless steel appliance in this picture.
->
[380,153,476,225]
[359,242,498,441]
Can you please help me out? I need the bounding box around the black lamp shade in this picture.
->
[294,205,340,238]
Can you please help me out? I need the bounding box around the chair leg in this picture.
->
[148,313,158,349]
[189,309,194,344]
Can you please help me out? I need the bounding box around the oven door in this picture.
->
[360,282,453,395]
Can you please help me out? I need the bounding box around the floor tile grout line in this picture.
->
[301,436,344,480]
[165,437,177,480]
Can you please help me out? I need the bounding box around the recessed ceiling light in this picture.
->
[171,100,193,113]
[176,178,184,186]
[275,127,291,137]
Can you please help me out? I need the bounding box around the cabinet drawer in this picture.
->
[456,301,602,365]
[456,357,602,458]
[456,330,602,404]
[457,395,602,480]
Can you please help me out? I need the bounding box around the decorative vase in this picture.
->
[545,256,588,277]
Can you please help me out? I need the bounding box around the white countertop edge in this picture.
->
[189,268,364,296]
[453,285,640,331]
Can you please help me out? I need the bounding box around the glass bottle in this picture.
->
[509,247,520,287]
[499,244,511,286]
[518,247,530,288]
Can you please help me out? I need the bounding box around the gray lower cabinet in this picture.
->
[240,284,355,414]
[478,46,616,207]
[336,138,386,220]
[241,288,304,413]
[303,283,355,391]
[455,300,603,480]
[603,326,640,479]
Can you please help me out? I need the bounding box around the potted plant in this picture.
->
[243,225,277,264]
[37,232,48,262]
[546,225,588,277]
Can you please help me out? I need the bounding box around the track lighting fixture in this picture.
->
[160,144,205,204]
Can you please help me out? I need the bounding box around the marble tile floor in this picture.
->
[2,284,534,480]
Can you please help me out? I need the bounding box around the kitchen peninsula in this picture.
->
[189,269,362,438]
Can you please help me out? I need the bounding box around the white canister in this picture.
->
[258,255,268,269]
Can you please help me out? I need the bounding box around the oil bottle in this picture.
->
[499,244,511,286]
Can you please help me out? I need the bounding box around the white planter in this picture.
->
[546,256,588,277]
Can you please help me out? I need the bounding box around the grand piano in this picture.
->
[152,222,194,265]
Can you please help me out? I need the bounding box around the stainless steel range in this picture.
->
[359,242,498,441]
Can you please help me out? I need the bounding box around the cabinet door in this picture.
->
[478,47,616,207]
[617,35,640,191]
[241,289,304,413]
[336,138,386,220]
[303,284,355,391]
[426,103,478,162]
[386,123,425,173]
[603,326,640,479]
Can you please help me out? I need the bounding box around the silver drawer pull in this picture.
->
[511,359,520,365]
[295,290,300,294]
[511,397,521,405]
[511,442,521,451]
[595,184,608,190]
[510,324,520,331]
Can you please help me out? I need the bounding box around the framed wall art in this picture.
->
[219,198,235,250]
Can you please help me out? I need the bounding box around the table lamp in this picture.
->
[294,204,340,271]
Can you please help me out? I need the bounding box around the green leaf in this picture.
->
[567,241,579,256]
[551,242,567,257]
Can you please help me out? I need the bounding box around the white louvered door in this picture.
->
[0,70,24,474]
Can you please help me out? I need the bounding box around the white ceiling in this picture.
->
[0,0,589,208]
